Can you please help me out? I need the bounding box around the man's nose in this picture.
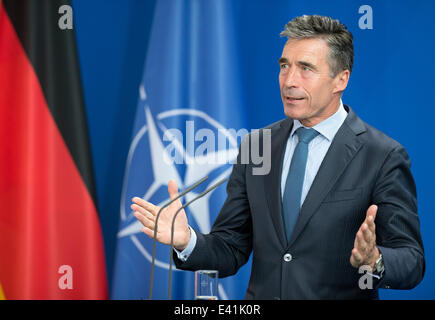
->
[284,67,299,88]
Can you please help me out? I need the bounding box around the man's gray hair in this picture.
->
[280,15,354,77]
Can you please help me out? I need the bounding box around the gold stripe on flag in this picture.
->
[0,282,5,300]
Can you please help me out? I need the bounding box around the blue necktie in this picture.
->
[282,127,319,243]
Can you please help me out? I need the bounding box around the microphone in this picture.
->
[148,176,208,300]
[167,177,228,300]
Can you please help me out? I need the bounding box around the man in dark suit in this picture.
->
[131,15,424,299]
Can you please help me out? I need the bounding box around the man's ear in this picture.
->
[332,69,350,94]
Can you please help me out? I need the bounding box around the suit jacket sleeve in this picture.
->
[173,140,253,277]
[373,145,425,289]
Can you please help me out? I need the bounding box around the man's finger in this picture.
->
[132,197,157,215]
[167,179,184,212]
[366,215,376,233]
[134,211,155,231]
[352,248,363,262]
[350,248,363,267]
[168,179,179,200]
[366,204,378,220]
[131,203,155,221]
[141,226,157,240]
[356,230,369,254]
[361,223,373,244]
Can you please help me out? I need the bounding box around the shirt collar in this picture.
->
[291,99,347,142]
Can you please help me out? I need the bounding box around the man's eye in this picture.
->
[280,64,289,69]
[302,66,310,71]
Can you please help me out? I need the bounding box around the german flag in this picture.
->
[0,0,107,299]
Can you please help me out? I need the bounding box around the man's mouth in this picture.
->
[285,96,305,104]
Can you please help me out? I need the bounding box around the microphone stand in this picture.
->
[148,176,208,300]
[167,177,228,300]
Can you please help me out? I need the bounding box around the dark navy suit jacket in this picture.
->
[174,105,425,299]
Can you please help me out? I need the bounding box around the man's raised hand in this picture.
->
[131,179,191,251]
[350,204,380,269]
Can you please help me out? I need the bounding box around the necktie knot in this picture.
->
[296,127,319,144]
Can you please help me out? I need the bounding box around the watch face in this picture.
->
[375,254,384,273]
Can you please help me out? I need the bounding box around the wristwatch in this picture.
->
[373,253,384,276]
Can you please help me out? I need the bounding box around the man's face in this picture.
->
[279,38,344,127]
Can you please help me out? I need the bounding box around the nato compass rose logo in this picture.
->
[117,85,241,299]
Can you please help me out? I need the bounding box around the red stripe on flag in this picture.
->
[0,5,107,299]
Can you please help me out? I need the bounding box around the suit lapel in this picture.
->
[264,118,293,248]
[288,106,367,248]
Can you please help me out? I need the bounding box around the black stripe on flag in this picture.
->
[3,0,98,206]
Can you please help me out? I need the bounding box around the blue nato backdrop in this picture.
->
[72,0,435,299]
